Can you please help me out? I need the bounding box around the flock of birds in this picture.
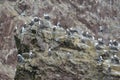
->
[16,14,120,73]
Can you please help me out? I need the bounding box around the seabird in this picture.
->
[101,50,109,58]
[108,65,111,73]
[29,51,33,58]
[66,52,71,59]
[98,38,104,45]
[92,36,95,40]
[86,32,92,38]
[99,26,103,32]
[113,39,118,46]
[21,26,25,33]
[15,26,17,30]
[33,17,40,22]
[109,44,118,51]
[95,43,102,50]
[57,22,61,27]
[44,14,50,20]
[66,28,78,35]
[95,42,99,46]
[81,36,85,43]
[82,31,92,38]
[113,55,119,64]
[111,55,119,64]
[98,56,103,63]
[66,29,71,35]
[21,23,27,32]
[109,39,118,46]
[29,19,34,26]
[23,23,27,28]
[48,48,52,56]
[17,54,24,63]
[82,31,86,36]
[14,26,18,33]
[86,31,89,35]
[109,39,113,45]
[69,28,78,34]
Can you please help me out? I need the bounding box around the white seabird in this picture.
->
[29,51,33,58]
[17,54,24,63]
[57,22,61,27]
[98,38,104,45]
[44,14,50,20]
[99,26,103,32]
[33,17,40,22]
[21,26,25,33]
[98,56,103,63]
[29,19,34,26]
[15,26,17,30]
[113,55,119,64]
[48,48,52,56]
[113,39,118,46]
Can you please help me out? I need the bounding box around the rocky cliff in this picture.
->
[0,0,120,80]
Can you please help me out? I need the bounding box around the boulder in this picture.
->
[40,19,52,28]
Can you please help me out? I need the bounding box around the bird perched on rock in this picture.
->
[44,14,50,20]
[21,23,27,33]
[66,29,71,35]
[109,39,118,46]
[33,17,40,22]
[98,38,104,45]
[69,28,78,34]
[109,39,113,45]
[99,26,103,32]
[87,32,92,38]
[29,20,34,26]
[56,21,62,27]
[96,56,104,65]
[92,36,95,40]
[17,54,24,63]
[66,28,78,35]
[82,31,92,38]
[29,51,33,59]
[109,44,118,51]
[113,55,119,64]
[23,23,27,28]
[98,56,103,63]
[102,50,109,58]
[111,55,119,64]
[15,26,17,31]
[21,26,25,33]
[81,36,86,43]
[14,26,18,33]
[48,48,52,56]
[95,43,102,50]
[107,64,111,73]
[113,39,118,46]
[82,31,86,36]
[66,52,71,59]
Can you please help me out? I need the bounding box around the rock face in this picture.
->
[14,18,98,80]
[0,0,120,80]
[14,17,120,80]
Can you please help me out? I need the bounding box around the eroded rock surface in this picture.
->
[14,16,120,80]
